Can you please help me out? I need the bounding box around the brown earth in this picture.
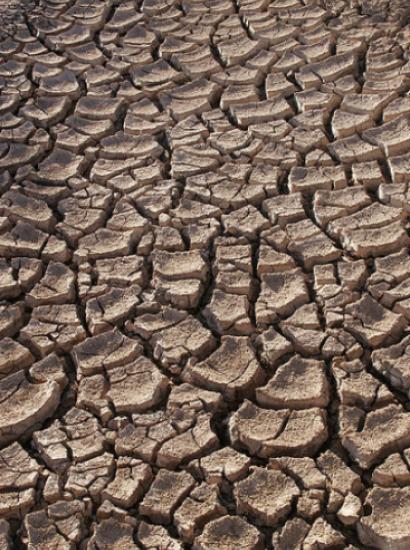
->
[1,0,410,547]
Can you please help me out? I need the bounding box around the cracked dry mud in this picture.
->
[1,0,410,548]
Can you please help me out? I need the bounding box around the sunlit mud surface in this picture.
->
[0,0,410,547]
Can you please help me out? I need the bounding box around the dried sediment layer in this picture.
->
[1,0,410,547]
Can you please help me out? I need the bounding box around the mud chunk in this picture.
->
[0,442,40,519]
[131,308,215,370]
[256,269,309,325]
[65,452,115,500]
[359,487,410,550]
[20,305,86,357]
[202,290,252,335]
[271,517,310,550]
[256,328,293,366]
[341,404,410,469]
[116,409,218,468]
[229,400,328,458]
[193,516,264,550]
[344,294,406,348]
[189,447,251,485]
[24,500,89,548]
[372,335,410,396]
[0,337,33,378]
[234,467,299,527]
[280,304,326,355]
[256,356,329,409]
[102,457,152,509]
[183,336,264,400]
[303,518,345,549]
[138,521,183,549]
[222,205,270,240]
[139,469,195,524]
[27,262,75,306]
[74,228,139,264]
[0,370,60,446]
[174,483,226,543]
[88,518,138,549]
[0,222,47,258]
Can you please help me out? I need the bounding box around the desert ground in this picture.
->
[0,0,410,547]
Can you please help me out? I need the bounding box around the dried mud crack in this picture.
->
[1,0,410,548]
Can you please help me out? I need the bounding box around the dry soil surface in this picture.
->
[0,0,410,548]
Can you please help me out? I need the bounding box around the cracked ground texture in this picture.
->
[1,0,410,548]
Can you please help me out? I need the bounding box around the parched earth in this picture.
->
[1,0,410,548]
